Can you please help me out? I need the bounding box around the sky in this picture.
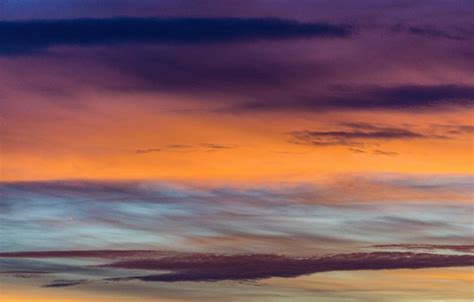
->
[0,1,473,301]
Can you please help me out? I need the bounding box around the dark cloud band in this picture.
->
[1,249,473,284]
[0,17,351,55]
[115,252,474,282]
[238,85,474,112]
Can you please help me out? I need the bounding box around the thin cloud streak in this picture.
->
[372,244,474,253]
[288,122,473,151]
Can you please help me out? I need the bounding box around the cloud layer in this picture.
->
[1,177,472,255]
[1,2,473,301]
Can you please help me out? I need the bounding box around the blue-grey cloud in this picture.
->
[1,177,472,254]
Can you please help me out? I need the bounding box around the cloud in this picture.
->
[372,244,474,253]
[0,250,169,259]
[288,121,474,152]
[289,123,427,147]
[237,85,474,112]
[100,251,474,282]
[1,180,162,205]
[1,1,472,118]
[0,270,51,278]
[2,19,471,115]
[373,150,399,156]
[167,144,192,149]
[0,17,351,55]
[348,85,474,109]
[429,124,474,136]
[391,24,473,40]
[42,279,89,287]
[92,252,474,282]
[406,27,463,40]
[2,177,472,254]
[3,175,472,207]
[200,143,237,150]
[1,249,473,284]
[350,217,456,239]
[135,148,161,154]
[135,144,237,154]
[347,148,366,154]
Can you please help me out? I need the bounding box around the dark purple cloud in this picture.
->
[0,250,168,259]
[104,251,474,282]
[2,23,471,114]
[0,1,472,118]
[391,23,472,40]
[373,244,474,253]
[42,279,89,287]
[0,17,351,55]
[237,85,474,112]
[2,249,473,283]
[350,85,474,109]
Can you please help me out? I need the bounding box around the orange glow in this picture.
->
[0,282,185,302]
[2,98,473,182]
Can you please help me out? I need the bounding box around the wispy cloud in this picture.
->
[373,150,399,156]
[135,143,237,154]
[289,124,425,147]
[135,148,161,154]
[42,279,89,287]
[288,122,471,153]
[200,143,237,150]
[1,177,472,254]
[391,23,473,40]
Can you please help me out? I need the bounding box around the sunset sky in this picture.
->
[0,1,473,301]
